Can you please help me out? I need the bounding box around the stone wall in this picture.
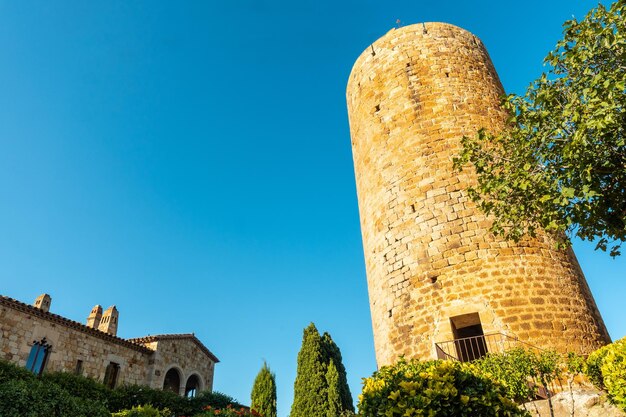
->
[346,23,611,367]
[0,297,150,386]
[142,338,215,393]
[0,296,218,394]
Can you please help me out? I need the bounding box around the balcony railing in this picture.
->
[434,333,560,400]
[435,332,540,362]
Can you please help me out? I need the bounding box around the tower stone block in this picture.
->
[346,22,611,367]
[33,294,51,313]
[87,304,103,329]
[98,305,119,336]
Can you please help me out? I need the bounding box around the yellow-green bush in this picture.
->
[111,404,171,417]
[587,338,626,412]
[357,359,529,417]
[586,343,613,388]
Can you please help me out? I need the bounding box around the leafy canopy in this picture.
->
[455,0,626,256]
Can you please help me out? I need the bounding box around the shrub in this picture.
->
[358,359,529,417]
[586,343,614,388]
[0,358,37,383]
[111,404,171,417]
[0,378,109,417]
[192,390,244,410]
[109,384,190,414]
[109,385,245,416]
[42,370,112,405]
[474,348,538,402]
[195,404,260,417]
[0,359,245,417]
[597,338,626,412]
[564,352,586,375]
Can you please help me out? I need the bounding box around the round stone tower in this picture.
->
[346,22,610,367]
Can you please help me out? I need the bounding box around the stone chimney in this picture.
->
[86,305,103,329]
[33,294,51,313]
[98,305,118,336]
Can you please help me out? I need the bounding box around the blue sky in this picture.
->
[0,1,623,416]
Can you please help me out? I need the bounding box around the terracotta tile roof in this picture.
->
[129,333,220,363]
[0,295,152,354]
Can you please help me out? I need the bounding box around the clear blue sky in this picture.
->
[0,1,623,416]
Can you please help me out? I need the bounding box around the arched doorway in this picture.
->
[163,368,181,394]
[185,374,201,397]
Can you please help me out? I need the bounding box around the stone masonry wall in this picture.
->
[0,300,150,385]
[145,339,215,393]
[346,23,611,367]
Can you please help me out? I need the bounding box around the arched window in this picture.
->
[163,368,181,394]
[185,374,201,397]
[25,338,51,375]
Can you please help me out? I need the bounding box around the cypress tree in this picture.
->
[322,332,354,413]
[325,359,341,417]
[250,362,277,417]
[290,323,328,417]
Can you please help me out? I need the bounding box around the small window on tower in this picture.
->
[450,313,488,362]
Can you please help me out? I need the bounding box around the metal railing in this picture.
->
[434,332,540,362]
[434,333,562,400]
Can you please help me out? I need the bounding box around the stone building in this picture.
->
[0,293,218,396]
[346,22,611,367]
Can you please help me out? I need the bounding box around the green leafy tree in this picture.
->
[251,362,277,417]
[290,323,329,417]
[455,0,626,256]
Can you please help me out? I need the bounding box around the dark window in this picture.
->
[103,362,120,389]
[75,360,83,375]
[450,313,488,362]
[25,338,51,375]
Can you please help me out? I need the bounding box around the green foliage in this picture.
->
[601,339,626,411]
[455,0,626,256]
[291,323,329,417]
[326,359,342,417]
[474,348,538,402]
[0,358,37,383]
[475,348,562,404]
[195,405,261,417]
[565,352,586,375]
[251,362,277,417]
[109,384,190,414]
[41,370,112,404]
[586,343,614,388]
[322,332,354,413]
[0,359,244,417]
[192,391,244,410]
[110,385,243,416]
[358,358,529,417]
[535,350,561,387]
[586,338,626,411]
[111,404,171,417]
[291,323,355,417]
[0,377,110,417]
